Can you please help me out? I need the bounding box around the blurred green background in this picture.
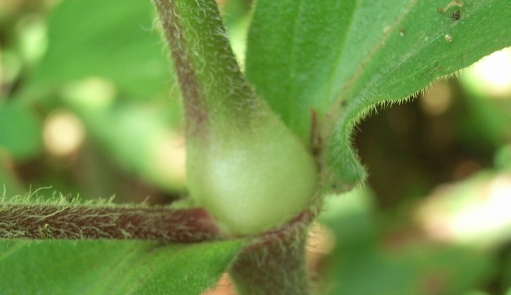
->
[1,0,511,294]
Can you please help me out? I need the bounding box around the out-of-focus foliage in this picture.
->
[0,0,188,199]
[33,0,170,98]
[319,171,511,294]
[0,101,41,160]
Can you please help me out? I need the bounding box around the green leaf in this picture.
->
[0,102,41,160]
[246,0,511,189]
[33,0,170,98]
[246,0,358,141]
[0,239,242,295]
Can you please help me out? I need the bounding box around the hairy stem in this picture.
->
[229,208,318,295]
[0,203,221,242]
[153,0,260,136]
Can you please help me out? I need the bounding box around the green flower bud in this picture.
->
[187,109,317,235]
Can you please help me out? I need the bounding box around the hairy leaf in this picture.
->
[246,0,511,189]
[0,239,241,295]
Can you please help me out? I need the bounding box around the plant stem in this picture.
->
[152,0,260,136]
[0,203,221,242]
[229,208,317,295]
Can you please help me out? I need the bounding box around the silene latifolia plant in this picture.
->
[1,0,511,294]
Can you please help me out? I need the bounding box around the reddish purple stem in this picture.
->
[0,204,221,243]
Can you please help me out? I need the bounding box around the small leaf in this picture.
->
[33,0,171,98]
[246,0,511,189]
[0,239,242,295]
